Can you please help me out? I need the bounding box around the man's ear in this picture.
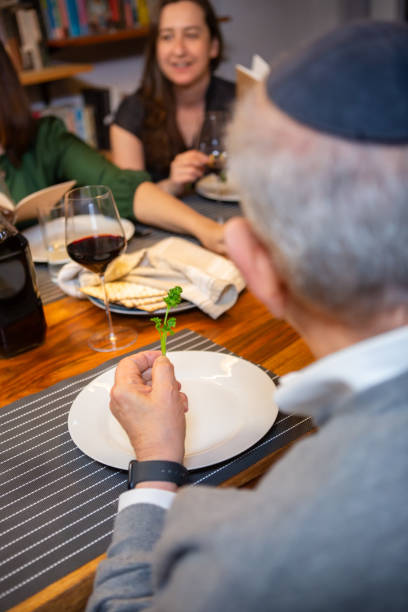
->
[224,217,287,318]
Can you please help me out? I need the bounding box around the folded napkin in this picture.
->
[57,237,245,319]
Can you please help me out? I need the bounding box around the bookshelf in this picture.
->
[46,16,230,48]
[47,24,149,47]
[19,62,92,85]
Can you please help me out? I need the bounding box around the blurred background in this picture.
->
[76,0,407,97]
[3,0,406,149]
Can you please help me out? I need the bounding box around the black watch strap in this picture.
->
[128,460,189,489]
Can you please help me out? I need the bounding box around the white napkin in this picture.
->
[57,237,245,319]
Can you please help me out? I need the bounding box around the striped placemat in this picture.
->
[0,329,313,610]
[35,264,65,305]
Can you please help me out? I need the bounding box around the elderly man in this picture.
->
[87,21,408,612]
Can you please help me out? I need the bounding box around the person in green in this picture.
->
[0,42,224,254]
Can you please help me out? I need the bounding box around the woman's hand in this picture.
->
[110,350,188,464]
[195,217,226,255]
[168,150,209,194]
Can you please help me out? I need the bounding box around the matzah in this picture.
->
[80,282,167,303]
[104,250,145,282]
[121,299,167,312]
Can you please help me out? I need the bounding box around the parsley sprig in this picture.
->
[151,286,183,355]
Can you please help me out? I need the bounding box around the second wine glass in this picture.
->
[199,111,228,171]
[65,185,137,352]
[198,111,229,211]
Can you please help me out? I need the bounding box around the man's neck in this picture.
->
[287,300,408,360]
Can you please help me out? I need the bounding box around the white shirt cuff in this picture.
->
[118,488,177,512]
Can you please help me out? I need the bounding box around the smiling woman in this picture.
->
[110,0,235,196]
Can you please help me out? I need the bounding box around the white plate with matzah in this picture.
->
[196,173,240,202]
[68,351,278,470]
[87,295,195,316]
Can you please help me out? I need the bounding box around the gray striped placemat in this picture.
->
[0,329,313,610]
[35,264,65,305]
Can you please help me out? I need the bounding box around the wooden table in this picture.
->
[2,289,314,612]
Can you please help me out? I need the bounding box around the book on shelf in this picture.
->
[33,94,97,148]
[77,0,89,34]
[1,0,49,70]
[83,105,98,148]
[39,0,64,40]
[82,86,111,150]
[236,54,270,98]
[0,1,23,70]
[0,180,76,223]
[135,0,148,25]
[15,7,45,69]
[39,0,144,40]
[56,0,69,37]
[86,0,111,32]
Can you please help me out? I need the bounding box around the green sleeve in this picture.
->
[37,117,151,220]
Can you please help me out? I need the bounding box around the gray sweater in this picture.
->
[87,371,408,611]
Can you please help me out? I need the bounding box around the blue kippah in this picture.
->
[267,21,408,144]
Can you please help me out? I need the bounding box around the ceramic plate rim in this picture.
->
[23,217,135,263]
[196,174,240,202]
[87,295,196,316]
[67,351,278,470]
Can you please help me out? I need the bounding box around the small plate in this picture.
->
[23,217,135,264]
[196,174,240,202]
[88,295,196,316]
[68,351,278,470]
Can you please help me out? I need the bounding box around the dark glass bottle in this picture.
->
[0,212,47,357]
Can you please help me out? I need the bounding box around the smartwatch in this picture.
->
[128,460,189,489]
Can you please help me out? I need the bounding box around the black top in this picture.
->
[113,75,235,180]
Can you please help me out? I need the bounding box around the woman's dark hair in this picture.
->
[0,43,37,166]
[139,0,224,176]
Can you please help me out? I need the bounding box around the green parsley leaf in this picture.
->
[150,286,183,355]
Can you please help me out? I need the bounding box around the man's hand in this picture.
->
[110,351,188,464]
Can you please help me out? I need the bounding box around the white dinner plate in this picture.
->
[196,174,240,202]
[68,351,278,470]
[23,216,135,263]
[87,295,196,316]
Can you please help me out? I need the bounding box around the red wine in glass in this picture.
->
[65,185,137,352]
[67,234,125,275]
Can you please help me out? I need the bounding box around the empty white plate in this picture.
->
[68,351,278,470]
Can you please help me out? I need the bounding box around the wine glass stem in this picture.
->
[100,274,116,346]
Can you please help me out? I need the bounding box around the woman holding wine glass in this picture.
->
[0,41,225,256]
[65,185,136,352]
[110,0,235,197]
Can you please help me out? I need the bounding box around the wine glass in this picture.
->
[198,111,229,207]
[65,185,137,352]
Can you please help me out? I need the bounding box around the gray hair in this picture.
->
[227,87,408,325]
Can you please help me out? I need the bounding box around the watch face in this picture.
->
[128,460,188,489]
